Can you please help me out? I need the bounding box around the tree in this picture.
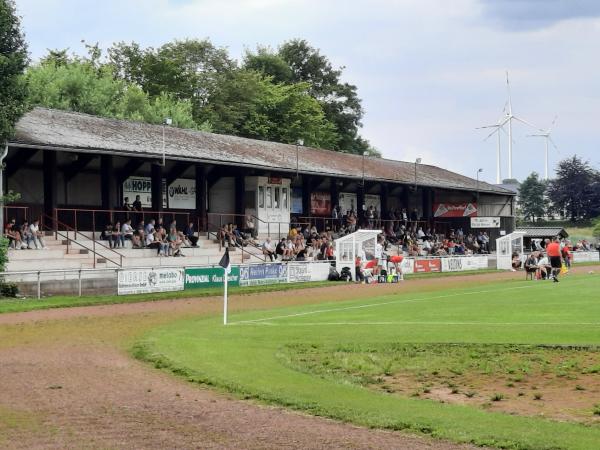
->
[108,39,235,121]
[0,0,28,145]
[245,40,378,155]
[26,51,202,130]
[518,172,547,222]
[204,70,337,148]
[546,155,600,221]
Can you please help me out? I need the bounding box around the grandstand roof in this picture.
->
[515,227,569,238]
[11,107,513,195]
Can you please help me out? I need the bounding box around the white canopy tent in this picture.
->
[496,231,526,270]
[335,230,380,281]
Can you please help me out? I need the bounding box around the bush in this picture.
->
[0,237,18,298]
[0,282,18,297]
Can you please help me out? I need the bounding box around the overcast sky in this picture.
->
[16,0,600,183]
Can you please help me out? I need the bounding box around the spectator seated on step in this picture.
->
[5,219,23,249]
[511,252,522,271]
[29,219,46,249]
[183,221,198,247]
[355,256,366,283]
[154,227,170,256]
[145,219,156,237]
[262,237,275,261]
[20,221,33,249]
[110,221,125,248]
[243,215,257,239]
[275,238,286,260]
[121,219,134,245]
[168,225,184,257]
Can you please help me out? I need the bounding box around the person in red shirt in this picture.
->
[546,237,562,282]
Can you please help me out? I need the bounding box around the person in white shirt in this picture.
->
[537,254,551,279]
[29,220,46,249]
[262,237,275,261]
[121,220,134,246]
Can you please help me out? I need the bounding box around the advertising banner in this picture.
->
[441,256,489,272]
[291,188,303,214]
[123,176,167,208]
[168,178,196,209]
[471,217,500,228]
[414,258,442,273]
[184,266,240,289]
[310,192,331,216]
[288,262,331,283]
[118,268,184,295]
[433,203,478,218]
[239,263,288,286]
[338,192,357,214]
[571,251,600,263]
[364,194,381,213]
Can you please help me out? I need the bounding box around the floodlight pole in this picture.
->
[295,139,304,179]
[476,168,483,202]
[0,144,7,237]
[414,158,421,190]
[161,117,172,167]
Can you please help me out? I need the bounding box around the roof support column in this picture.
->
[151,163,163,213]
[302,175,312,218]
[195,164,207,231]
[43,151,57,229]
[329,178,338,211]
[101,155,116,211]
[234,172,244,228]
[381,183,389,220]
[357,181,365,226]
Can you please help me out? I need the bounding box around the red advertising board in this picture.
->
[433,202,478,218]
[414,259,442,273]
[310,192,331,216]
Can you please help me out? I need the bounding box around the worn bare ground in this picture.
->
[0,269,593,449]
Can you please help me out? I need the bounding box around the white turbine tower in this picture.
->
[476,115,506,184]
[498,71,539,179]
[527,116,558,180]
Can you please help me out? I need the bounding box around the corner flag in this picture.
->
[219,247,231,325]
[219,247,231,274]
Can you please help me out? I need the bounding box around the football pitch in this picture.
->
[136,273,600,449]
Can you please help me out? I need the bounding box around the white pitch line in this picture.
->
[231,284,535,325]
[237,321,600,327]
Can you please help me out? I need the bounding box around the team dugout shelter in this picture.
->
[5,108,516,242]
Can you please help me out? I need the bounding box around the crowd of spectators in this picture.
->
[101,218,198,257]
[4,218,47,250]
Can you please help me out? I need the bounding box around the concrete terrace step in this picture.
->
[7,249,66,260]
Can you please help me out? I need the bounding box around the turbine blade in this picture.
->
[548,136,559,151]
[513,116,540,130]
[483,127,499,141]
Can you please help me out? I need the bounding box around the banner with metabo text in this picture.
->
[118,268,184,295]
[184,266,240,289]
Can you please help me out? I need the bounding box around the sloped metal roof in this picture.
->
[11,107,513,195]
[515,227,568,238]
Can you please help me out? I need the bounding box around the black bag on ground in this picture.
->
[328,267,340,281]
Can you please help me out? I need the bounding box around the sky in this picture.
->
[15,0,600,183]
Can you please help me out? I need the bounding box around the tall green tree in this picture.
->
[0,0,28,145]
[245,40,378,155]
[518,172,547,222]
[26,51,201,130]
[108,39,235,120]
[205,69,337,148]
[547,155,600,221]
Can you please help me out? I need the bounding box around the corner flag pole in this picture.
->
[219,247,231,325]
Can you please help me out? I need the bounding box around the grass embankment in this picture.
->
[0,268,508,314]
[136,273,600,449]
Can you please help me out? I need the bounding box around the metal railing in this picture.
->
[3,206,31,224]
[43,214,124,268]
[53,207,191,237]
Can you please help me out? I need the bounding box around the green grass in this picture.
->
[0,268,507,314]
[0,281,332,314]
[136,272,600,450]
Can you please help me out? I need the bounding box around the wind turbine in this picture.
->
[497,71,539,179]
[476,115,506,184]
[527,116,558,180]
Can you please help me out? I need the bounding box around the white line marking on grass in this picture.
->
[238,321,600,327]
[231,284,535,325]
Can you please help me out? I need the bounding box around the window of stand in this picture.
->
[274,187,280,209]
[266,186,272,208]
[282,188,288,210]
[258,186,265,208]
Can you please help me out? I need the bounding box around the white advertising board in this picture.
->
[168,178,196,209]
[338,192,357,214]
[441,256,489,272]
[118,268,184,295]
[288,262,331,282]
[384,257,415,274]
[471,217,501,228]
[571,251,600,263]
[122,176,167,208]
[364,194,381,213]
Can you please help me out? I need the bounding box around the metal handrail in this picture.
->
[206,220,267,263]
[43,214,124,268]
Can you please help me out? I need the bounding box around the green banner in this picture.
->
[184,266,240,289]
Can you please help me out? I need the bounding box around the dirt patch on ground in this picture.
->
[1,272,538,449]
